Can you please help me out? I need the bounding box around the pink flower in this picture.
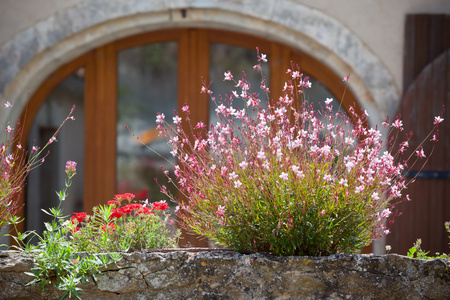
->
[434,116,444,125]
[182,105,189,112]
[173,115,182,124]
[371,192,380,200]
[323,174,332,182]
[6,125,13,133]
[4,101,12,108]
[48,136,56,144]
[156,113,165,124]
[343,74,350,82]
[234,180,242,189]
[325,98,333,105]
[355,185,365,193]
[416,148,426,158]
[339,178,348,187]
[216,205,225,217]
[228,172,238,180]
[195,121,206,129]
[257,150,265,160]
[381,208,391,218]
[65,161,77,176]
[224,71,233,81]
[239,161,248,169]
[258,53,268,62]
[279,172,289,181]
[391,119,403,130]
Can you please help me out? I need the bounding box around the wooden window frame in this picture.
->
[17,28,361,244]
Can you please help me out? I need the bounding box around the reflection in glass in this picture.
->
[26,70,85,235]
[117,43,177,203]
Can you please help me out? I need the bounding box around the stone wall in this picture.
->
[1,249,449,299]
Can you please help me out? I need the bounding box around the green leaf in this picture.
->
[44,222,53,232]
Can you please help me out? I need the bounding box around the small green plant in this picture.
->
[12,160,179,299]
[13,161,121,299]
[407,222,450,260]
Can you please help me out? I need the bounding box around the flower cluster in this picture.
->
[69,193,176,253]
[157,52,443,256]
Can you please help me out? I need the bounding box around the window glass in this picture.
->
[117,42,177,202]
[26,69,85,234]
[209,43,270,125]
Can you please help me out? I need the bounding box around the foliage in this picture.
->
[407,222,450,260]
[156,49,444,256]
[0,102,75,235]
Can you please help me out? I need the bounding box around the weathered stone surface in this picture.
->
[0,250,449,299]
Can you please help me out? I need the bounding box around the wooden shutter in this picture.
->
[387,14,450,255]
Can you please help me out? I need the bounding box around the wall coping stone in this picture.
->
[1,249,449,299]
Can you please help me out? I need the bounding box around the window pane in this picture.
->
[26,69,85,234]
[117,42,177,202]
[209,43,270,125]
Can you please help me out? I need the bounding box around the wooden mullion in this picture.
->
[84,44,117,212]
[269,42,291,104]
[177,29,209,247]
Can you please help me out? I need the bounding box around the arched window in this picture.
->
[20,29,361,243]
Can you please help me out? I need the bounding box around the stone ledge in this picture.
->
[0,250,449,299]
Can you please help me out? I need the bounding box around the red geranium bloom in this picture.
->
[110,209,122,220]
[136,207,154,215]
[71,212,87,224]
[108,200,121,206]
[119,203,142,214]
[153,201,169,211]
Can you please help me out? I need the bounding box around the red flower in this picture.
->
[71,226,80,233]
[119,203,142,214]
[153,201,169,211]
[110,209,122,220]
[102,222,116,232]
[136,207,154,215]
[108,200,121,206]
[114,193,135,202]
[71,212,87,224]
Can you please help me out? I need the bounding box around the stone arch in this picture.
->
[0,0,399,129]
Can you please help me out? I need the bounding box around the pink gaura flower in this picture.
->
[416,148,426,158]
[216,205,226,217]
[279,172,289,181]
[234,180,242,189]
[434,116,444,125]
[156,113,165,124]
[355,185,365,193]
[391,119,403,130]
[173,115,182,124]
[224,71,233,81]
